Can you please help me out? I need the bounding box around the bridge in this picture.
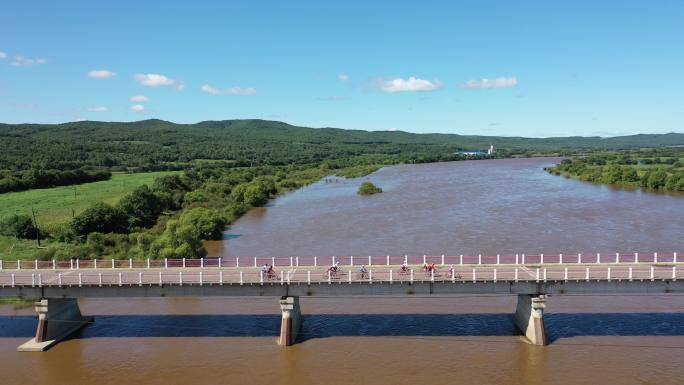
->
[0,252,681,351]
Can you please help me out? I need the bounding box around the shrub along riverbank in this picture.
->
[0,161,385,260]
[545,148,684,192]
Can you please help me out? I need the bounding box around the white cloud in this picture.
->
[88,69,116,78]
[87,106,108,112]
[376,77,442,93]
[130,95,150,102]
[201,84,256,95]
[177,82,185,91]
[134,73,176,87]
[338,73,349,81]
[462,77,518,89]
[0,52,6,60]
[10,56,47,67]
[130,104,145,111]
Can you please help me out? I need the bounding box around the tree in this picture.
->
[152,174,188,209]
[149,219,207,259]
[71,203,128,238]
[118,185,164,229]
[358,181,383,195]
[178,207,226,240]
[0,214,39,239]
[229,184,248,204]
[243,177,277,207]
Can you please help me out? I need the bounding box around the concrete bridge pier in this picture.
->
[17,298,93,352]
[278,296,301,346]
[514,294,547,346]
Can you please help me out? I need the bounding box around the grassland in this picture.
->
[0,171,180,260]
[0,171,180,230]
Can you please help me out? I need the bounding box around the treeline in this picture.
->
[2,119,683,185]
[546,148,684,192]
[0,168,111,193]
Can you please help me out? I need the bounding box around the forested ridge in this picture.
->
[2,119,683,173]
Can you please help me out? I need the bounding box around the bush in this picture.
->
[621,167,640,183]
[118,185,164,230]
[71,203,128,238]
[665,172,684,191]
[0,214,39,239]
[229,177,277,207]
[178,207,226,240]
[152,174,188,209]
[149,219,207,259]
[600,165,623,184]
[358,182,383,195]
[643,170,668,190]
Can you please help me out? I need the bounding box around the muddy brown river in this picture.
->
[2,157,683,385]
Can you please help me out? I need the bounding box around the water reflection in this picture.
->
[2,312,684,341]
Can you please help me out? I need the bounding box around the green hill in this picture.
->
[1,119,683,173]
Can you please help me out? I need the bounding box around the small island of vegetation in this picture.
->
[358,182,383,195]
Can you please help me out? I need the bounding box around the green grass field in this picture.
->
[0,171,180,228]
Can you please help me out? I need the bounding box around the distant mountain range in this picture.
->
[1,119,683,171]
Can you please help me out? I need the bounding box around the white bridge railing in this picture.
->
[0,265,680,288]
[0,252,679,271]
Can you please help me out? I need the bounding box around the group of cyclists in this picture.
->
[260,263,277,279]
[325,261,459,279]
[327,261,369,278]
[261,260,459,280]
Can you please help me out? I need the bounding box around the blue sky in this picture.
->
[1,0,683,137]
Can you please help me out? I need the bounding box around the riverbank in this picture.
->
[0,163,386,261]
[545,148,684,193]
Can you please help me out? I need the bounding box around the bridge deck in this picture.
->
[0,252,678,270]
[0,263,681,288]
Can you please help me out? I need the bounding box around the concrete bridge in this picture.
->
[0,252,680,351]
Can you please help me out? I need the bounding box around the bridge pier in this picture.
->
[514,294,547,346]
[17,298,93,352]
[278,296,301,346]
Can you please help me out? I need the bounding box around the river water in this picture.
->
[2,157,684,385]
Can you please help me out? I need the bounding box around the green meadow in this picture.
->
[0,171,179,229]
